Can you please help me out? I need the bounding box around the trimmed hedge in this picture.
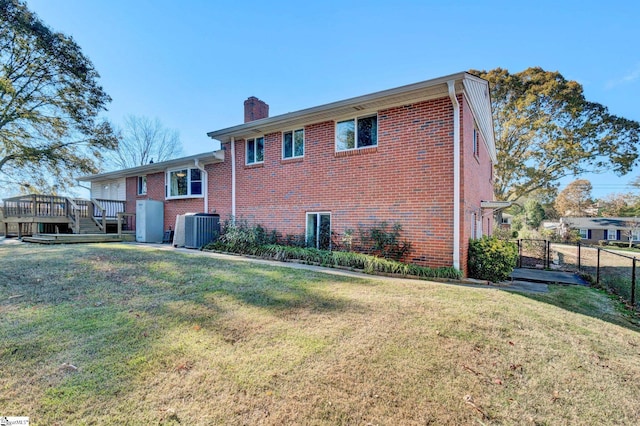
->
[204,241,462,280]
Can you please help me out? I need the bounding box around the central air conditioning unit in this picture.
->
[184,213,220,249]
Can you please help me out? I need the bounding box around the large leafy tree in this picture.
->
[0,0,118,194]
[471,67,640,202]
[555,179,594,217]
[106,115,182,170]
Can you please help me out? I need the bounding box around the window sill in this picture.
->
[281,157,304,164]
[244,163,264,169]
[166,195,204,200]
[335,146,378,158]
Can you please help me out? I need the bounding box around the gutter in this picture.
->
[231,137,236,221]
[194,158,208,214]
[447,80,461,270]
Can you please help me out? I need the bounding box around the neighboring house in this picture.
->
[79,72,497,275]
[561,217,640,244]
[500,213,513,230]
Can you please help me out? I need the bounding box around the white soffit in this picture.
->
[78,150,225,182]
[463,76,497,163]
[207,72,473,143]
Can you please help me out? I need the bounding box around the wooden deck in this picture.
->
[2,194,135,238]
[22,233,136,244]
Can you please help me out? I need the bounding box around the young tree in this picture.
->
[470,67,640,202]
[623,218,640,248]
[555,179,594,217]
[524,199,545,229]
[106,115,183,169]
[0,0,118,194]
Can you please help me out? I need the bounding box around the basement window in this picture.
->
[335,114,377,151]
[306,212,331,250]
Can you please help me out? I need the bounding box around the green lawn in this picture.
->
[1,243,639,425]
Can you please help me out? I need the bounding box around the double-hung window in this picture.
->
[167,168,203,198]
[137,176,147,195]
[607,229,617,240]
[579,229,588,239]
[246,137,264,164]
[283,129,304,159]
[335,114,377,151]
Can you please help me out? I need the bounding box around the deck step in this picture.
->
[22,234,123,244]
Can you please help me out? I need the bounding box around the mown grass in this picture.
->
[1,242,640,425]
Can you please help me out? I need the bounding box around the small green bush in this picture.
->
[357,221,412,261]
[468,236,518,282]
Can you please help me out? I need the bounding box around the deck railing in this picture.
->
[3,194,73,218]
[94,199,126,219]
[2,194,128,235]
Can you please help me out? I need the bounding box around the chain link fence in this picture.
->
[518,239,638,310]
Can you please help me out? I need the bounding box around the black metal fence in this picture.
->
[517,239,638,309]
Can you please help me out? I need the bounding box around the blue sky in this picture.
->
[25,0,640,198]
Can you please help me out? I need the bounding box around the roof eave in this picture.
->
[207,72,474,144]
[77,150,225,182]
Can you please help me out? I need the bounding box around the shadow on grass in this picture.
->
[0,243,366,420]
[518,284,640,333]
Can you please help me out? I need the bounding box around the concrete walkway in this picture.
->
[0,237,552,294]
[509,268,588,286]
[124,243,554,294]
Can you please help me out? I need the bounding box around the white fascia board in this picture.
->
[77,150,224,182]
[481,201,512,209]
[207,72,473,144]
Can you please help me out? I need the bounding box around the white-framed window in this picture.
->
[246,136,264,165]
[607,229,617,240]
[579,229,588,239]
[167,168,203,198]
[306,212,331,250]
[283,129,304,159]
[632,230,640,241]
[137,176,147,195]
[335,114,377,151]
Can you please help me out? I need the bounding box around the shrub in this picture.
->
[468,236,518,282]
[204,240,461,280]
[210,218,277,253]
[357,221,412,261]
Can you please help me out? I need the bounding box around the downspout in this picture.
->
[230,137,236,222]
[447,80,461,270]
[194,158,208,213]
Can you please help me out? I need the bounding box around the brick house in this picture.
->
[80,72,497,275]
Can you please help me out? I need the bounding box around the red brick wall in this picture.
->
[126,171,206,231]
[127,94,494,274]
[231,96,463,268]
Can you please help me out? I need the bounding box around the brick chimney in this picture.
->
[244,96,269,123]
